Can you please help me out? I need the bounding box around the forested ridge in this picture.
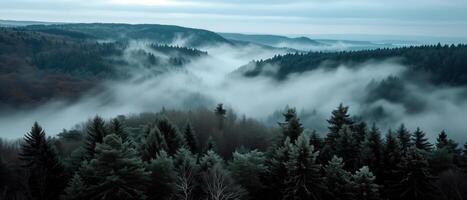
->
[0,28,207,107]
[241,44,467,86]
[1,104,466,200]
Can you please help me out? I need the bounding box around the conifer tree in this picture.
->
[284,134,327,200]
[323,104,353,160]
[324,156,354,200]
[352,121,368,146]
[436,130,448,149]
[229,150,267,199]
[382,130,402,187]
[412,128,432,152]
[309,130,324,151]
[183,122,198,154]
[147,150,176,200]
[393,148,438,200]
[20,122,67,200]
[360,124,382,172]
[62,174,85,200]
[215,103,227,130]
[72,134,150,200]
[352,166,380,200]
[396,124,411,152]
[141,126,168,161]
[200,150,224,170]
[279,108,304,142]
[336,126,359,170]
[157,118,186,155]
[84,116,108,160]
[264,138,293,200]
[205,136,217,153]
[461,142,467,174]
[110,118,128,142]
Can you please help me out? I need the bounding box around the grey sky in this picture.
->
[1,0,466,37]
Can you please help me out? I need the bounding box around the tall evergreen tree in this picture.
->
[412,128,432,152]
[110,118,128,142]
[157,118,185,155]
[183,122,198,154]
[70,134,150,200]
[336,126,359,171]
[205,136,217,153]
[215,104,227,130]
[229,150,267,199]
[309,130,324,151]
[352,166,380,200]
[141,126,168,161]
[84,116,108,160]
[393,148,438,200]
[435,130,448,149]
[323,104,353,161]
[147,150,176,200]
[360,124,383,173]
[279,108,304,143]
[461,142,467,173]
[352,121,368,146]
[264,138,293,200]
[324,156,354,200]
[20,122,67,200]
[62,174,85,200]
[284,134,327,200]
[396,124,411,153]
[381,130,402,187]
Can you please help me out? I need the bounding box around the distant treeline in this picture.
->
[243,44,467,86]
[1,104,466,200]
[0,28,207,107]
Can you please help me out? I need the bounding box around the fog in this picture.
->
[0,41,466,143]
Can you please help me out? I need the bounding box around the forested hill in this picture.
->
[240,44,467,86]
[24,23,233,47]
[0,28,207,107]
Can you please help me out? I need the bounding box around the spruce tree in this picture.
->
[352,121,368,146]
[141,126,168,161]
[436,130,448,149]
[360,124,382,173]
[309,130,324,151]
[393,148,438,200]
[323,104,353,161]
[215,103,227,130]
[382,130,402,187]
[20,122,67,200]
[396,124,411,153]
[284,134,327,200]
[84,116,108,160]
[324,156,354,200]
[336,126,359,170]
[157,118,185,155]
[205,136,217,153]
[352,166,380,200]
[72,134,150,200]
[229,150,267,199]
[110,118,128,142]
[147,150,176,200]
[264,138,293,200]
[183,122,198,154]
[412,128,432,152]
[279,108,304,143]
[62,174,85,200]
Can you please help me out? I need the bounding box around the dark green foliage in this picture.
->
[336,126,359,170]
[393,148,439,200]
[360,124,383,172]
[322,104,353,160]
[243,44,467,87]
[147,151,176,200]
[183,122,198,154]
[83,116,108,160]
[381,130,403,187]
[229,150,267,199]
[283,134,327,200]
[215,103,227,130]
[279,108,304,142]
[309,130,324,151]
[141,126,168,161]
[20,122,67,200]
[264,138,293,200]
[70,134,150,200]
[436,130,448,149]
[461,143,467,173]
[396,124,411,153]
[62,174,85,200]
[157,118,186,155]
[205,136,217,153]
[110,118,128,142]
[324,156,354,200]
[352,166,380,200]
[412,128,433,152]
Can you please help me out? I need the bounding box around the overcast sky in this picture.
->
[1,0,467,38]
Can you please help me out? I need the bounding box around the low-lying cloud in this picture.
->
[0,42,466,143]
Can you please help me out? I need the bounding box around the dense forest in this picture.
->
[241,44,467,86]
[1,103,466,200]
[0,28,207,107]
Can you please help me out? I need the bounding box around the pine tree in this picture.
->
[336,126,359,170]
[147,150,176,200]
[110,118,128,142]
[393,148,438,200]
[324,156,354,200]
[436,130,448,149]
[382,130,402,187]
[360,124,382,173]
[215,103,227,130]
[396,124,411,152]
[62,174,85,200]
[72,134,150,200]
[141,126,168,161]
[309,130,324,151]
[352,121,368,146]
[284,134,327,200]
[229,150,267,199]
[264,138,293,200]
[279,108,304,142]
[352,166,380,200]
[323,104,353,161]
[412,128,432,152]
[157,118,185,155]
[20,122,67,200]
[200,150,224,171]
[84,116,108,160]
[183,122,198,154]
